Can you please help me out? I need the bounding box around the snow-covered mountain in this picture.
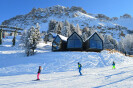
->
[1,5,133,39]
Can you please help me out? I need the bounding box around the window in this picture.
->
[96,41,102,49]
[75,40,82,48]
[53,36,62,50]
[90,38,102,49]
[90,39,97,48]
[67,40,74,48]
[67,33,82,49]
[94,34,100,41]
[55,36,60,43]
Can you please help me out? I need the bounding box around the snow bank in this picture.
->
[0,37,132,76]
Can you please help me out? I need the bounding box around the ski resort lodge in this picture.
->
[52,32,103,52]
[84,32,103,52]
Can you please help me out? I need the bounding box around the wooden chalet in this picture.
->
[52,35,67,51]
[67,32,83,51]
[84,32,103,52]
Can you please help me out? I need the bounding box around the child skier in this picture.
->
[78,62,82,75]
[112,61,116,69]
[37,66,42,80]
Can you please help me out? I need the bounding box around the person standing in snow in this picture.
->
[37,66,42,80]
[78,62,82,75]
[112,61,116,69]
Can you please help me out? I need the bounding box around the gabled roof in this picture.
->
[85,32,103,42]
[58,34,68,41]
[53,34,67,43]
[67,32,83,42]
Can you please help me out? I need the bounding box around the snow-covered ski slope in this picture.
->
[0,36,133,88]
[0,64,133,88]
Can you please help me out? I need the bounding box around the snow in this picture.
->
[76,11,97,20]
[113,18,133,31]
[3,5,132,41]
[0,63,133,88]
[58,34,68,41]
[0,36,133,88]
[50,33,57,37]
[2,5,133,43]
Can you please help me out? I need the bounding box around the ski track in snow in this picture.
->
[0,37,133,88]
[0,65,133,88]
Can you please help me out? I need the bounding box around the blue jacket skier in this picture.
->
[78,62,82,75]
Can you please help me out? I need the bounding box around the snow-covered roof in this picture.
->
[58,35,68,41]
[50,33,57,37]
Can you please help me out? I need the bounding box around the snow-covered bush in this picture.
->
[118,34,133,55]
[103,35,118,50]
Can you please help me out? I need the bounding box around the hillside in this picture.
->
[1,5,133,40]
[0,36,133,88]
[0,36,132,76]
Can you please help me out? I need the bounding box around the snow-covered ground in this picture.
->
[0,36,133,88]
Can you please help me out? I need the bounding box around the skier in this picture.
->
[78,62,82,75]
[112,61,116,69]
[37,66,42,80]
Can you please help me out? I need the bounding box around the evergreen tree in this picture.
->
[119,34,133,54]
[21,23,41,56]
[75,24,82,35]
[54,22,63,34]
[82,27,97,41]
[82,32,88,41]
[70,24,76,33]
[48,20,57,33]
[82,27,90,41]
[44,33,48,44]
[0,29,3,45]
[61,20,72,37]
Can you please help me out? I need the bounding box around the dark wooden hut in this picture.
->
[67,32,83,51]
[84,32,103,52]
[52,35,67,51]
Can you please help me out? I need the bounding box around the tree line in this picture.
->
[21,20,133,56]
